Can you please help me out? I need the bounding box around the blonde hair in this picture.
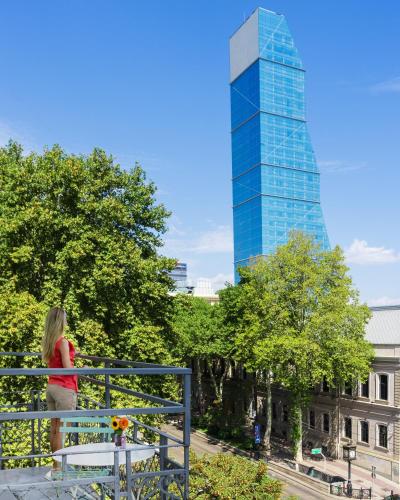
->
[42,307,67,363]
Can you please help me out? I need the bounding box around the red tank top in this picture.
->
[48,337,78,392]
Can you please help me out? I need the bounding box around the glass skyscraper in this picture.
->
[230,8,329,279]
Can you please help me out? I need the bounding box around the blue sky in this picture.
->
[0,0,399,304]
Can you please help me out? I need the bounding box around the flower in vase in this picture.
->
[119,417,129,431]
[111,417,120,431]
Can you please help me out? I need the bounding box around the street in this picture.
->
[163,424,327,499]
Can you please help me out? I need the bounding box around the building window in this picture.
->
[360,378,369,398]
[323,413,330,434]
[309,410,315,429]
[272,402,277,420]
[282,405,288,423]
[344,381,353,396]
[379,374,388,401]
[378,425,388,448]
[344,417,352,439]
[360,421,369,444]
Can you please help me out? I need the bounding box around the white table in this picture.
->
[54,442,155,467]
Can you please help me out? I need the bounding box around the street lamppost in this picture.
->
[343,443,357,496]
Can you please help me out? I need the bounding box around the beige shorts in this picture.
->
[46,384,77,411]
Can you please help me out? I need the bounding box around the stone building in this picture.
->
[268,305,400,482]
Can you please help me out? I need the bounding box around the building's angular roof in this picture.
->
[366,306,400,345]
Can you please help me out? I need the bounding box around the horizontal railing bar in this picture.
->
[81,375,182,407]
[0,406,184,421]
[130,419,183,445]
[0,352,191,372]
[54,443,181,456]
[0,352,41,357]
[0,443,183,461]
[0,367,190,375]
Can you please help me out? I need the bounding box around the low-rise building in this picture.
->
[269,305,400,482]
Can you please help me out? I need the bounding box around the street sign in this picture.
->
[311,448,322,455]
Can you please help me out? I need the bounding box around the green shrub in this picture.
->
[190,452,282,499]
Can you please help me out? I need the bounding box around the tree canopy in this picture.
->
[0,142,177,395]
[236,232,374,459]
[172,295,235,417]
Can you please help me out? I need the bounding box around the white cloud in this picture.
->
[191,226,233,254]
[164,225,233,256]
[345,239,400,265]
[319,160,367,174]
[370,77,400,94]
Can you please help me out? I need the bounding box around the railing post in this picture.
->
[30,390,36,467]
[114,450,120,498]
[0,422,3,470]
[105,361,111,409]
[159,434,167,500]
[62,454,67,480]
[183,373,191,500]
[126,450,132,500]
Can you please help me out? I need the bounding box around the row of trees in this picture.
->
[0,142,374,464]
[172,233,374,460]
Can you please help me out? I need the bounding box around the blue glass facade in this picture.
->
[230,8,329,278]
[169,262,188,291]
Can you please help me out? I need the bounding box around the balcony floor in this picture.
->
[0,466,88,499]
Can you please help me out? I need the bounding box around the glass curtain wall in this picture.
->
[230,8,330,280]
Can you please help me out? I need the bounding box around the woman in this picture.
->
[42,307,78,461]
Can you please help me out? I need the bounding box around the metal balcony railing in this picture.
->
[0,351,191,500]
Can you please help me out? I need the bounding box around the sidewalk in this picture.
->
[300,457,400,499]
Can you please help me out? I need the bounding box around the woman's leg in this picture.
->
[50,418,61,470]
[50,418,62,452]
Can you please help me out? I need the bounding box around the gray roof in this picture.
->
[366,306,400,345]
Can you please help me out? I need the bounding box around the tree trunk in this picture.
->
[194,357,204,415]
[262,371,272,456]
[206,359,220,402]
[218,362,230,401]
[290,402,303,462]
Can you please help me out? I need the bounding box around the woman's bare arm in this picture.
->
[59,338,72,369]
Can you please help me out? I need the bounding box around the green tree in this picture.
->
[236,232,373,461]
[172,295,233,414]
[189,452,282,499]
[0,142,177,398]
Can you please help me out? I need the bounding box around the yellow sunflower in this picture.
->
[111,417,119,430]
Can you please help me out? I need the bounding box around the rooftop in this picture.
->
[366,305,400,345]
